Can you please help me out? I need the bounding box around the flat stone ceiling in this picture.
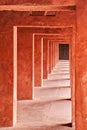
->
[0,0,76,6]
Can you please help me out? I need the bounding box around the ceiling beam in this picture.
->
[0,0,76,6]
[0,5,76,11]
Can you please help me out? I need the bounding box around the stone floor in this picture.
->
[0,60,75,130]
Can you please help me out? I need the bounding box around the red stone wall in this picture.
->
[34,35,43,86]
[0,11,76,32]
[49,41,52,73]
[54,42,59,65]
[0,30,16,126]
[76,0,87,129]
[70,29,76,127]
[0,0,75,5]
[43,38,49,79]
[17,28,33,100]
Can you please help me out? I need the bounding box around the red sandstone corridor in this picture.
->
[0,60,74,130]
[0,1,87,130]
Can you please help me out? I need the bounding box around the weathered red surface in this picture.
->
[0,0,75,5]
[0,30,17,126]
[53,43,56,67]
[70,28,76,127]
[53,42,59,65]
[52,42,54,69]
[76,0,87,130]
[49,41,53,72]
[0,11,75,32]
[17,28,33,100]
[52,42,58,69]
[50,42,54,72]
[43,38,49,79]
[34,35,43,86]
[53,42,58,65]
[52,42,55,67]
[49,41,59,72]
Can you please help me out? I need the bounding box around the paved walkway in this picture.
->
[0,60,75,130]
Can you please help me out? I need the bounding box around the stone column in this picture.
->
[34,35,43,87]
[54,42,58,66]
[49,41,52,73]
[76,0,87,129]
[70,32,76,127]
[0,28,17,126]
[53,42,55,68]
[54,42,56,67]
[51,42,54,71]
[56,43,59,64]
[43,38,49,79]
[57,43,59,62]
[17,28,34,100]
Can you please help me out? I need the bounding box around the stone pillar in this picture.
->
[76,0,87,129]
[17,28,34,100]
[49,41,53,73]
[70,32,76,127]
[34,35,43,87]
[56,43,59,64]
[54,42,58,66]
[53,42,55,68]
[0,28,17,126]
[51,42,54,71]
[54,42,56,66]
[43,38,49,79]
[57,43,59,62]
[54,42,59,64]
[51,42,53,72]
[49,41,52,73]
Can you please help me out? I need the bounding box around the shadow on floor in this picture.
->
[18,98,71,107]
[44,79,70,82]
